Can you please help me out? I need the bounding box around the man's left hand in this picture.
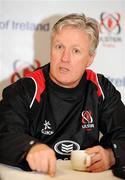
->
[86,145,116,172]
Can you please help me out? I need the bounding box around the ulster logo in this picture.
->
[11,59,41,83]
[99,12,122,47]
[100,12,121,34]
[54,140,80,155]
[82,110,94,131]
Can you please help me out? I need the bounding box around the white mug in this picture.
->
[71,150,91,171]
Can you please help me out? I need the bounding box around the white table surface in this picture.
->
[0,160,121,180]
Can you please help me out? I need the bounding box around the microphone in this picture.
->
[112,166,125,179]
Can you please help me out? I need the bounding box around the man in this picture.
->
[0,13,125,177]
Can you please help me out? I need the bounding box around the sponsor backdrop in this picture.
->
[0,0,125,103]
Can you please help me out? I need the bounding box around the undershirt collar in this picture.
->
[46,72,87,100]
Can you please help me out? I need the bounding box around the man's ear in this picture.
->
[86,53,96,67]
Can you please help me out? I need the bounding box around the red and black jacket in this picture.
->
[0,63,125,171]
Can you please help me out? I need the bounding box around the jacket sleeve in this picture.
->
[0,78,40,170]
[98,75,125,168]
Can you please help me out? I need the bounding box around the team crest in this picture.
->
[81,110,94,131]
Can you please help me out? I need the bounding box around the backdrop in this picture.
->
[0,0,125,103]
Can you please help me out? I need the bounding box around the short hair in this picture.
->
[52,13,99,55]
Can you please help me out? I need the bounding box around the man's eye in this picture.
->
[55,44,63,49]
[72,48,81,54]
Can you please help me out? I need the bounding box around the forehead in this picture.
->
[52,26,90,43]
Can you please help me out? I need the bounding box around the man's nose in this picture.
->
[61,49,70,62]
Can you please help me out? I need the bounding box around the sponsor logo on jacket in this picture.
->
[54,140,80,155]
[41,120,54,135]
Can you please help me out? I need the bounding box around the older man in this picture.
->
[0,13,125,177]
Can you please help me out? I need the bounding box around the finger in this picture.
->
[86,146,102,155]
[34,154,48,173]
[39,156,49,173]
[91,152,101,165]
[87,160,103,172]
[26,154,36,171]
[48,156,56,177]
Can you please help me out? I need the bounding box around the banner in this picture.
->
[0,0,125,103]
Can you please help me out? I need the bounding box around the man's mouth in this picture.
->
[59,67,70,73]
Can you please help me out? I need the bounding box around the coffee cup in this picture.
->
[71,150,91,171]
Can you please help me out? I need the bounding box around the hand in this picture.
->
[85,145,116,172]
[26,144,56,176]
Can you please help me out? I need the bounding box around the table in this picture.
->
[0,160,121,180]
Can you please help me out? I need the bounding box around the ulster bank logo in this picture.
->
[100,12,121,34]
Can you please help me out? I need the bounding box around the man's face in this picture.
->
[50,26,95,88]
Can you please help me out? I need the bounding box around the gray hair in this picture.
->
[52,13,99,55]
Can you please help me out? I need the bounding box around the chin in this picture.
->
[55,78,70,87]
